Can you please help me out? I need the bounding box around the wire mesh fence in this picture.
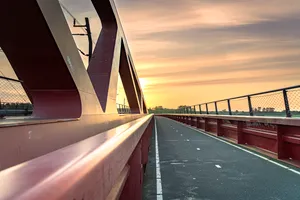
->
[207,103,216,114]
[217,100,230,115]
[230,97,250,116]
[184,85,300,118]
[0,74,132,117]
[287,88,300,117]
[0,76,32,117]
[117,103,131,114]
[200,104,207,114]
[250,92,286,117]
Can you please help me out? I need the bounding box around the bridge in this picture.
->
[0,0,300,200]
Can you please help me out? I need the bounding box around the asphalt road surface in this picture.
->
[143,116,300,200]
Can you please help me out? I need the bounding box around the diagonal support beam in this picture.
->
[119,42,141,113]
[0,0,103,118]
[88,0,147,114]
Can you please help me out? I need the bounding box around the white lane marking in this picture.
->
[180,134,183,136]
[176,120,300,176]
[171,163,185,165]
[215,165,222,168]
[155,119,164,199]
[196,148,200,151]
[186,139,190,142]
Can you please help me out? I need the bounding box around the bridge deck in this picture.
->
[143,116,300,200]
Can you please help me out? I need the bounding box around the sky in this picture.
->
[1,0,300,109]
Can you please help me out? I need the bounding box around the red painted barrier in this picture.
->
[0,115,153,200]
[162,114,300,167]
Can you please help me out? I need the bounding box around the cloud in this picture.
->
[2,0,300,108]
[145,71,300,90]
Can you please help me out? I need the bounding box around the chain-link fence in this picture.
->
[230,97,250,116]
[0,76,32,117]
[250,92,286,117]
[0,75,134,116]
[216,100,230,115]
[117,103,131,114]
[181,85,300,118]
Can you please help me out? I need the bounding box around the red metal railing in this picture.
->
[0,1,152,199]
[0,115,153,200]
[162,114,300,167]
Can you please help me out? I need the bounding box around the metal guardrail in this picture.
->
[178,85,300,118]
[162,113,300,167]
[0,114,154,200]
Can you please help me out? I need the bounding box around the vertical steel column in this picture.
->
[199,105,202,114]
[215,102,218,115]
[283,89,292,117]
[227,99,232,115]
[248,96,253,116]
[206,103,209,114]
[194,105,196,114]
[85,17,93,62]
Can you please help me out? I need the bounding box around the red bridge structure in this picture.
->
[1,0,300,200]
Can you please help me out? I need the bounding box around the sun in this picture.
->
[139,78,148,90]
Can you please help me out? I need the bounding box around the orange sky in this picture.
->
[1,0,300,109]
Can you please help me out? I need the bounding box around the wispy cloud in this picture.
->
[1,0,300,108]
[112,0,300,107]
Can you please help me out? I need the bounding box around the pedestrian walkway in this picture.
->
[143,116,300,200]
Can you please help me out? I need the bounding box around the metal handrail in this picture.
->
[0,114,153,200]
[178,85,300,117]
[193,85,300,106]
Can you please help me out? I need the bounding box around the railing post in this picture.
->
[237,121,245,144]
[204,118,209,132]
[277,125,287,159]
[199,105,202,114]
[216,119,222,136]
[194,105,196,114]
[248,96,253,116]
[206,103,209,114]
[215,102,218,115]
[283,89,292,117]
[227,99,232,115]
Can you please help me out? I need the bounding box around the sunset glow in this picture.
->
[1,0,300,109]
